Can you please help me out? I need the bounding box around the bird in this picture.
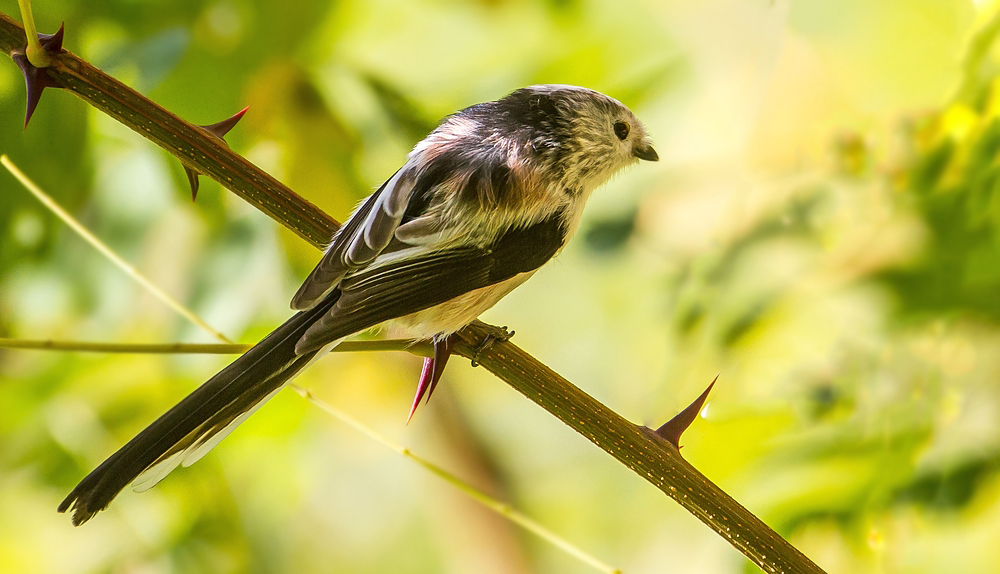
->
[58,84,658,525]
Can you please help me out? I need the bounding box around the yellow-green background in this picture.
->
[1,0,997,572]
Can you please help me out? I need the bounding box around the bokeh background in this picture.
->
[1,0,998,572]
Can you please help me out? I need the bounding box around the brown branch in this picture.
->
[453,324,820,573]
[0,12,825,574]
[0,12,337,247]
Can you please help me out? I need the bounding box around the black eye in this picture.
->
[613,121,630,141]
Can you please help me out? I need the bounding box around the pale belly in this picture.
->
[389,271,535,340]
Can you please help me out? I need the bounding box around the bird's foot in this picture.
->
[407,334,455,424]
[470,325,514,367]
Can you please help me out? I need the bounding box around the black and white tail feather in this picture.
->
[58,297,336,524]
[58,84,658,525]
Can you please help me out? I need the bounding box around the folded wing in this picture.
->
[296,212,567,353]
[291,168,415,310]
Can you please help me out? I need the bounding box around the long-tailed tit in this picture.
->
[59,84,658,525]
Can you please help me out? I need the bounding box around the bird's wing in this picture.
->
[295,212,566,353]
[291,168,419,310]
[291,132,527,311]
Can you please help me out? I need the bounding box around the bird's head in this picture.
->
[505,84,657,193]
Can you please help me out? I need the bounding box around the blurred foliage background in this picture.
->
[3,0,1000,572]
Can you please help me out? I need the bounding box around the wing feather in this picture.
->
[295,214,567,353]
[292,168,416,310]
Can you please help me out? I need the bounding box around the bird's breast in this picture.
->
[389,272,535,340]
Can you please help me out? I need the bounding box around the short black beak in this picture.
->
[634,144,659,162]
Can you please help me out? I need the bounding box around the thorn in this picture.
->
[185,167,200,201]
[426,337,452,403]
[654,374,718,448]
[13,24,65,128]
[407,357,434,425]
[186,106,249,200]
[406,335,454,424]
[202,106,249,140]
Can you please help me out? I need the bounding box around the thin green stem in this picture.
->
[0,337,429,356]
[0,12,336,247]
[2,155,234,344]
[292,385,622,574]
[15,0,50,67]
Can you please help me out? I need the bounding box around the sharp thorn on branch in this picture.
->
[406,334,455,424]
[186,106,250,200]
[12,23,65,128]
[202,106,249,140]
[654,374,718,448]
[185,166,200,201]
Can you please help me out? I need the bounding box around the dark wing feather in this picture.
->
[291,168,413,310]
[295,213,567,353]
[292,124,534,312]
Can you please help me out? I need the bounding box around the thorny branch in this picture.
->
[0,12,825,574]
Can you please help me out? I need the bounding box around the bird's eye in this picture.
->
[613,121,630,141]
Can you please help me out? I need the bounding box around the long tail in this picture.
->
[58,294,339,526]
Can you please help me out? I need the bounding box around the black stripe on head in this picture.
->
[491,88,565,132]
[403,86,614,221]
[459,88,576,163]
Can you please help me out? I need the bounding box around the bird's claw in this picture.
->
[471,325,513,367]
